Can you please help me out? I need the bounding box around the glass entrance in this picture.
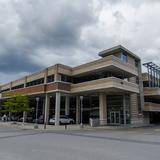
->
[110,111,120,124]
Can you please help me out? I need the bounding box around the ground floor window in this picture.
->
[107,95,130,124]
[0,93,131,125]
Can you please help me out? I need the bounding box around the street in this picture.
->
[0,126,160,160]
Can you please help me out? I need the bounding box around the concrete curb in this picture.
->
[0,122,83,131]
[0,121,156,132]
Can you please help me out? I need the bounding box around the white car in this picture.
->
[49,116,74,125]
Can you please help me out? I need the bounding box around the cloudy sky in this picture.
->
[0,0,160,84]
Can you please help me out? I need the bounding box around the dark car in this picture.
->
[33,115,44,124]
[37,117,44,124]
[27,117,34,123]
[10,116,20,121]
[18,117,34,123]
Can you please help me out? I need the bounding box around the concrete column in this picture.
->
[65,95,70,116]
[44,94,50,125]
[76,96,80,124]
[44,68,48,84]
[54,64,61,82]
[55,92,61,126]
[129,76,143,124]
[55,74,61,82]
[123,94,127,125]
[99,93,107,125]
[130,93,140,124]
[24,76,27,88]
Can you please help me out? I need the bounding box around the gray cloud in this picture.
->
[14,0,97,48]
[0,52,41,73]
[0,0,98,83]
[0,0,160,83]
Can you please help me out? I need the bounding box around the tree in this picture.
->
[1,94,31,124]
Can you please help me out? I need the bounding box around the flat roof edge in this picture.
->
[99,45,141,60]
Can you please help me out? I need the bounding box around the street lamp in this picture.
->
[80,96,83,128]
[34,97,40,129]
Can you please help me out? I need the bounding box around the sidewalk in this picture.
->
[0,121,155,132]
[0,121,85,131]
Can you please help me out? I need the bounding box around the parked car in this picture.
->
[27,117,34,123]
[49,115,74,125]
[32,115,44,124]
[10,116,20,121]
[18,116,34,123]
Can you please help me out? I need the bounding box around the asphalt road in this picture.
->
[0,126,160,160]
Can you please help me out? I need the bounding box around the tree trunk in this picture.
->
[22,111,26,125]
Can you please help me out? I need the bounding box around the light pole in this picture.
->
[80,96,83,128]
[34,97,39,129]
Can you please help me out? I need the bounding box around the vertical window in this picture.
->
[135,60,138,68]
[121,52,128,62]
[60,74,72,83]
[47,75,54,83]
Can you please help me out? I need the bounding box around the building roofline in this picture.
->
[1,45,140,87]
[0,63,72,88]
[98,45,141,60]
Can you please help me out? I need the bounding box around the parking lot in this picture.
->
[0,126,160,160]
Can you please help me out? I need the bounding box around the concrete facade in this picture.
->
[0,45,148,126]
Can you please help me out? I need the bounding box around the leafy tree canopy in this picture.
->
[1,94,31,113]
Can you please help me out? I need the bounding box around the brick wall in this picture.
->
[2,82,71,97]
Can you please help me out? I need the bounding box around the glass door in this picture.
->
[110,111,120,124]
